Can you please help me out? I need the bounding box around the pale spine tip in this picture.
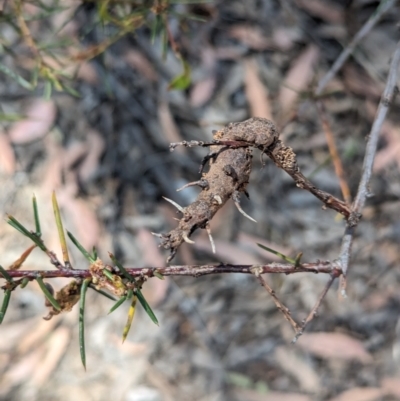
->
[162,196,185,213]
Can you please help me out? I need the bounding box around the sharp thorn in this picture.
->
[162,196,184,213]
[151,232,164,238]
[176,181,198,192]
[167,249,177,263]
[182,234,195,244]
[233,192,257,223]
[205,223,216,254]
[176,180,209,192]
[234,202,257,222]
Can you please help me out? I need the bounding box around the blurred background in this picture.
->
[1,1,400,400]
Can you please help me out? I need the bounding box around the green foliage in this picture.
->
[0,289,12,324]
[109,253,159,327]
[36,276,61,311]
[79,279,91,370]
[257,244,303,268]
[1,195,159,367]
[7,214,47,252]
[0,0,206,97]
[0,265,13,283]
[168,57,191,90]
[67,231,95,263]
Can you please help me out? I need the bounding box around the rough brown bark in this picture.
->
[159,117,350,261]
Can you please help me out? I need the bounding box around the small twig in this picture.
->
[14,0,41,58]
[2,260,342,280]
[292,274,337,343]
[251,266,301,332]
[266,140,351,218]
[315,0,396,95]
[338,41,400,292]
[170,140,213,151]
[316,101,352,205]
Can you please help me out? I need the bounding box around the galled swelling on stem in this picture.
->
[156,117,351,262]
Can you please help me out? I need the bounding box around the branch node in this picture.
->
[250,265,263,276]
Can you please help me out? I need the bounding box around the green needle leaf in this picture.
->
[32,194,41,236]
[79,278,91,371]
[153,270,164,280]
[168,58,191,90]
[67,231,94,262]
[88,284,116,301]
[92,247,97,260]
[0,289,12,324]
[6,215,47,252]
[0,265,13,282]
[6,215,28,236]
[151,14,162,43]
[294,252,303,268]
[103,269,115,281]
[36,276,61,311]
[136,288,159,326]
[52,191,70,264]
[61,83,80,98]
[0,62,34,90]
[108,252,135,281]
[257,243,296,265]
[108,289,133,314]
[43,80,52,100]
[108,295,127,314]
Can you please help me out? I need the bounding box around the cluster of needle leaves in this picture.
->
[0,0,200,107]
[0,191,320,370]
[0,192,159,370]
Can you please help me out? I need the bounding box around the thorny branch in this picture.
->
[293,274,337,342]
[1,260,342,339]
[315,0,396,96]
[251,266,301,333]
[2,260,343,339]
[338,40,400,290]
[1,21,399,343]
[147,37,400,334]
[312,0,399,295]
[157,117,350,262]
[3,261,341,280]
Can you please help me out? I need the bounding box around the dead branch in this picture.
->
[265,139,351,218]
[292,274,337,343]
[315,0,396,95]
[2,260,341,280]
[159,117,350,262]
[157,118,278,261]
[251,266,301,332]
[338,40,400,291]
